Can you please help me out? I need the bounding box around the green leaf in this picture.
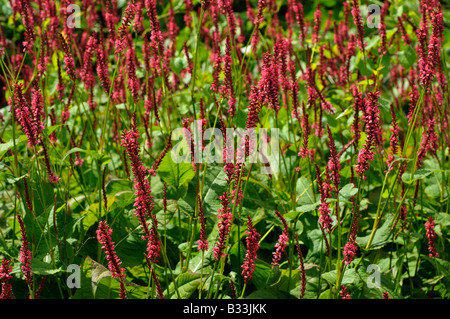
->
[251,259,275,290]
[338,183,358,201]
[89,257,113,297]
[201,167,228,215]
[297,202,320,213]
[157,152,195,189]
[356,216,395,249]
[0,135,27,157]
[31,259,63,275]
[6,173,27,184]
[296,177,315,205]
[398,46,417,69]
[165,271,204,299]
[246,287,292,299]
[43,124,64,137]
[321,268,359,286]
[401,169,442,184]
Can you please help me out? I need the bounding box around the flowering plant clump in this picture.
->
[0,0,449,301]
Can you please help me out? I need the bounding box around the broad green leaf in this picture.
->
[246,287,292,299]
[401,169,444,184]
[356,216,395,249]
[338,183,358,201]
[398,46,417,69]
[251,259,275,290]
[201,167,228,214]
[0,135,27,157]
[165,271,205,299]
[89,257,113,298]
[43,124,64,137]
[31,259,63,275]
[6,173,27,184]
[157,152,195,189]
[296,177,315,205]
[321,268,359,286]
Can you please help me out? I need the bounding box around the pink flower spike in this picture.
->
[197,195,209,252]
[0,258,14,299]
[213,192,232,260]
[272,211,289,266]
[425,217,439,258]
[241,215,261,284]
[96,221,127,299]
[17,214,33,291]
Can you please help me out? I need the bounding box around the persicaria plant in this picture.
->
[0,0,448,300]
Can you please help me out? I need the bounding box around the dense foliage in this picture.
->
[0,0,449,299]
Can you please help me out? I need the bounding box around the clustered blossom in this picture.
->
[342,201,359,265]
[425,217,439,258]
[258,52,280,113]
[0,258,14,299]
[351,87,362,151]
[126,45,140,103]
[316,165,333,233]
[355,91,381,178]
[213,192,232,260]
[146,0,164,51]
[96,221,127,299]
[311,4,322,44]
[219,36,236,117]
[59,33,76,80]
[326,125,341,193]
[272,211,289,266]
[37,31,50,77]
[241,215,261,284]
[17,214,33,291]
[340,285,351,299]
[80,33,98,90]
[18,0,35,53]
[351,0,365,51]
[13,83,43,148]
[416,118,438,169]
[197,194,209,252]
[121,114,160,262]
[298,103,311,158]
[116,0,136,52]
[386,104,400,171]
[419,6,444,87]
[96,38,111,94]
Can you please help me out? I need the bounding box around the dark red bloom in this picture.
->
[13,83,43,148]
[197,194,209,252]
[213,192,232,260]
[59,33,76,80]
[351,0,365,51]
[425,217,439,258]
[272,211,289,266]
[241,215,261,284]
[340,285,351,299]
[0,258,15,299]
[121,114,160,262]
[17,214,33,291]
[96,221,127,299]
